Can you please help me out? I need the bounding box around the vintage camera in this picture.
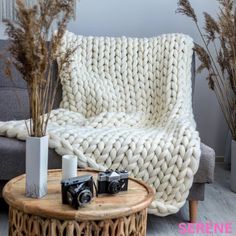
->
[61,175,94,209]
[97,170,129,195]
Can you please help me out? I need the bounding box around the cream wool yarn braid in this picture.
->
[0,32,201,216]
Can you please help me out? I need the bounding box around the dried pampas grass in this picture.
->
[177,0,236,140]
[3,0,78,137]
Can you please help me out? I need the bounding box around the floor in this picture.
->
[0,164,236,236]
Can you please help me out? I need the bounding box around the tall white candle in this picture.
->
[62,155,77,179]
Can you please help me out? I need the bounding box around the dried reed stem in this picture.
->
[177,0,236,139]
[3,0,77,137]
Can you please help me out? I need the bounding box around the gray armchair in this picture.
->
[0,40,215,222]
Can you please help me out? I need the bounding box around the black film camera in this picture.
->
[61,175,94,209]
[97,170,129,195]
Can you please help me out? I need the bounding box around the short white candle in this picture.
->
[62,155,77,179]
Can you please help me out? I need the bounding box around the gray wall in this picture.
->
[0,0,228,156]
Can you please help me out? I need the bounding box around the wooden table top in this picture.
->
[3,169,154,221]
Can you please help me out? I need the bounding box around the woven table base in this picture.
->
[9,207,148,236]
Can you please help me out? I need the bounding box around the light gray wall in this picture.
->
[0,0,228,156]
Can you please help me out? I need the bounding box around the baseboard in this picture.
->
[215,156,224,163]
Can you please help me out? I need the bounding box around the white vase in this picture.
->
[26,136,48,198]
[231,140,236,193]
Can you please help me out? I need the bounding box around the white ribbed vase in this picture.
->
[231,140,236,193]
[26,136,48,198]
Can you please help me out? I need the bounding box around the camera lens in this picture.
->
[108,181,121,194]
[67,191,73,205]
[77,189,92,206]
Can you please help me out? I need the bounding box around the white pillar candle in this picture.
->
[62,155,77,179]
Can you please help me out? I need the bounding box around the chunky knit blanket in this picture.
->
[0,32,201,216]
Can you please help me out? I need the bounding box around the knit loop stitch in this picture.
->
[0,32,200,216]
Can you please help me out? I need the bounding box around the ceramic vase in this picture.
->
[26,136,48,198]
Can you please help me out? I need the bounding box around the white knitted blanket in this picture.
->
[0,32,201,216]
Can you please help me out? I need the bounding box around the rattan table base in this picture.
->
[9,207,148,236]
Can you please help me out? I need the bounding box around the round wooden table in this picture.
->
[3,169,154,236]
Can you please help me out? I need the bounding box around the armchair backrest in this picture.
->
[0,36,195,122]
[59,32,195,123]
[0,40,62,121]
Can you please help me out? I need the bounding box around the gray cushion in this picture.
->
[0,137,61,180]
[194,143,215,183]
[0,40,29,121]
[187,183,205,201]
[0,88,29,121]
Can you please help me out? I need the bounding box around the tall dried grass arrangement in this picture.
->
[177,0,236,140]
[3,0,77,137]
